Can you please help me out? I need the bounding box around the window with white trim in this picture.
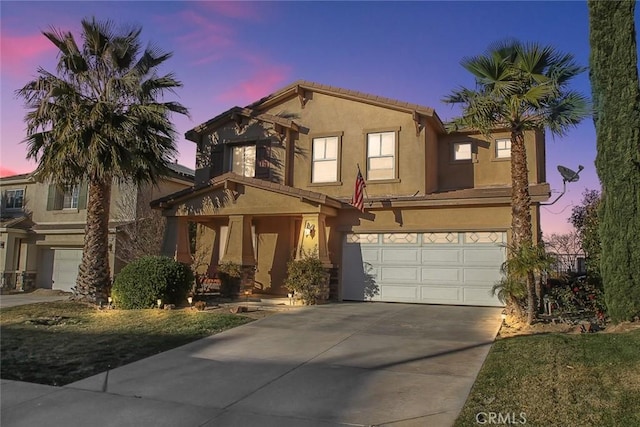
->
[3,189,24,209]
[231,145,256,177]
[312,136,338,183]
[453,142,472,161]
[367,131,395,180]
[496,138,511,158]
[63,186,80,209]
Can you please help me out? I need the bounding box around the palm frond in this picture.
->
[17,17,189,187]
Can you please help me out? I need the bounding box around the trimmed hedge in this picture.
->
[112,256,194,309]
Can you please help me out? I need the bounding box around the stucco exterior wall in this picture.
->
[439,130,544,191]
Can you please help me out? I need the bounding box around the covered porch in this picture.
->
[153,173,344,297]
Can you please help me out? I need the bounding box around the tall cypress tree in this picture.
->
[588,0,640,322]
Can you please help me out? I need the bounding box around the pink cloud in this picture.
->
[0,30,55,77]
[0,167,18,178]
[216,63,291,104]
[171,9,235,61]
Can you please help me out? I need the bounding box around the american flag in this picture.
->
[351,170,366,212]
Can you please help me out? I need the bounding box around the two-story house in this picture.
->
[152,81,550,306]
[0,163,194,292]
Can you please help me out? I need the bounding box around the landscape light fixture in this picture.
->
[304,222,315,237]
[541,165,584,206]
[107,296,112,308]
[157,299,162,309]
[187,296,193,307]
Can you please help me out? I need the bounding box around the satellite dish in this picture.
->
[542,165,585,206]
[557,165,584,183]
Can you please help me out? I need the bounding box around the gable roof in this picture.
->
[185,106,300,142]
[185,80,447,141]
[167,162,195,179]
[151,172,344,210]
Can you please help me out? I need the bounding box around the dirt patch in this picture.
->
[498,314,640,338]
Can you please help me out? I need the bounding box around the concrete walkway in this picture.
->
[1,303,502,427]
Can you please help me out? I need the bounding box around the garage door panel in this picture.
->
[381,266,418,282]
[420,286,460,302]
[381,248,419,264]
[421,249,462,264]
[463,287,495,304]
[52,249,83,292]
[361,249,380,263]
[421,267,460,283]
[463,267,503,284]
[463,248,505,265]
[381,285,418,300]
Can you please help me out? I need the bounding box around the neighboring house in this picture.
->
[152,81,550,306]
[0,163,193,292]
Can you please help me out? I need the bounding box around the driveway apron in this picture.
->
[1,302,502,427]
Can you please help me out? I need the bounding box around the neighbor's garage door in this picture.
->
[52,249,83,292]
[342,232,506,306]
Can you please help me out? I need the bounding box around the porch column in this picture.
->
[194,223,217,276]
[221,215,256,294]
[296,213,331,266]
[161,217,192,264]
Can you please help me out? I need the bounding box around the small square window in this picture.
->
[453,142,472,161]
[496,138,511,158]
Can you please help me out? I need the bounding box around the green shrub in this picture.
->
[284,252,327,305]
[217,261,242,298]
[112,256,194,309]
[549,275,606,318]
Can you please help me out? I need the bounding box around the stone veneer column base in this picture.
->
[239,265,256,295]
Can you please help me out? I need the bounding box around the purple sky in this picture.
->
[2,1,635,236]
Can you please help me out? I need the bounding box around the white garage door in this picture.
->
[342,232,506,306]
[52,249,83,292]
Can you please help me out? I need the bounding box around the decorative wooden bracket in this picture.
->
[295,85,308,109]
[413,111,424,136]
[231,112,246,133]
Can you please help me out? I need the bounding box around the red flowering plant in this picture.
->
[549,275,606,317]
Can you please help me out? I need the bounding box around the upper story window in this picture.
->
[3,189,24,209]
[62,186,80,209]
[453,142,472,161]
[47,183,87,211]
[495,138,511,159]
[312,136,339,183]
[231,145,256,177]
[367,131,396,181]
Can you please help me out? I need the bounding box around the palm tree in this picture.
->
[499,241,557,323]
[443,40,588,323]
[17,17,189,303]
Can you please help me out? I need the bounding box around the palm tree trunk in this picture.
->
[75,178,112,303]
[510,130,536,323]
[510,131,533,247]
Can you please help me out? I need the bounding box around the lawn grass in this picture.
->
[0,301,254,386]
[455,328,640,426]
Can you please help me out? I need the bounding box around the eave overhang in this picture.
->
[151,173,344,211]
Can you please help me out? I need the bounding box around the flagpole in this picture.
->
[356,164,372,207]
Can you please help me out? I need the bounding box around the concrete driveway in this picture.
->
[0,292,70,308]
[1,302,501,427]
